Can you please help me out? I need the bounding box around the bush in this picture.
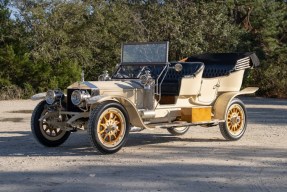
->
[0,85,23,100]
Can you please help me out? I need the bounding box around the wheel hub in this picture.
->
[106,124,118,133]
[230,115,241,126]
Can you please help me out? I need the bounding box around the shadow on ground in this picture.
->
[0,130,227,157]
[0,131,286,192]
[241,97,287,125]
[0,118,25,122]
[0,160,286,192]
[0,130,286,162]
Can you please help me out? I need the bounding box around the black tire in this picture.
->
[219,98,247,141]
[31,100,70,147]
[88,101,130,154]
[167,127,189,136]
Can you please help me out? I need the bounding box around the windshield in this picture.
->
[112,65,166,79]
[122,42,168,64]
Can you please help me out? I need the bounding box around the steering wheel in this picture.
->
[137,66,153,78]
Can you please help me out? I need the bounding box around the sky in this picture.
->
[7,3,20,20]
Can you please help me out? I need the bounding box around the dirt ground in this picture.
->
[0,97,286,192]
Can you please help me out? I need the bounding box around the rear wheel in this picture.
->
[31,101,70,147]
[219,98,247,140]
[167,126,189,136]
[88,101,130,154]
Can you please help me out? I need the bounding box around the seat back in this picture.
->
[202,64,234,78]
[160,62,204,96]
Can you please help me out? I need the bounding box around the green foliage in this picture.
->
[0,0,36,99]
[129,1,243,60]
[229,0,287,97]
[0,0,286,99]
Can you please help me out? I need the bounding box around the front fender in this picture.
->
[87,95,151,130]
[213,87,258,120]
[31,92,46,100]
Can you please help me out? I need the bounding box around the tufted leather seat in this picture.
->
[158,62,204,96]
[202,64,234,78]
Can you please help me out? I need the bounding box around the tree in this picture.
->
[1,0,286,99]
[230,0,287,97]
[0,0,35,98]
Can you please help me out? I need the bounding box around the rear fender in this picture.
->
[87,95,150,129]
[213,87,258,120]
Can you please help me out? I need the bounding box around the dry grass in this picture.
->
[0,85,33,100]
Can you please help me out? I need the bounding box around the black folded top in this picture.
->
[186,52,259,78]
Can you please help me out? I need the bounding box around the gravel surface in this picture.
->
[0,97,286,192]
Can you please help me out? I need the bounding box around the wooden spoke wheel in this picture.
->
[88,101,130,154]
[31,101,70,147]
[40,111,67,141]
[226,104,245,135]
[97,108,126,148]
[219,98,247,140]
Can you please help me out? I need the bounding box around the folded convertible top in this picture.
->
[185,52,260,78]
[186,52,260,68]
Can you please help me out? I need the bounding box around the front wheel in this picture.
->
[88,101,130,154]
[167,126,189,136]
[31,101,71,147]
[219,98,247,140]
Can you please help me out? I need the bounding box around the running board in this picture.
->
[151,120,225,129]
[130,126,145,132]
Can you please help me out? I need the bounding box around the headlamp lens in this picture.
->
[45,90,56,105]
[71,90,82,106]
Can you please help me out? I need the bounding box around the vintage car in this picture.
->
[31,42,260,154]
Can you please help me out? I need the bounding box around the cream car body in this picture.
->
[31,42,260,154]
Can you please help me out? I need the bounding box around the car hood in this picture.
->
[67,80,143,92]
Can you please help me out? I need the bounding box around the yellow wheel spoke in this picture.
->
[99,129,105,134]
[112,116,117,121]
[115,126,120,132]
[100,123,107,128]
[107,134,112,142]
[111,132,117,139]
[103,134,108,141]
[109,112,114,119]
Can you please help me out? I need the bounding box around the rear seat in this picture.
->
[186,53,256,78]
[202,64,234,78]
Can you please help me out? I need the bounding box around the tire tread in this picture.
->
[87,101,130,154]
[31,101,70,147]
